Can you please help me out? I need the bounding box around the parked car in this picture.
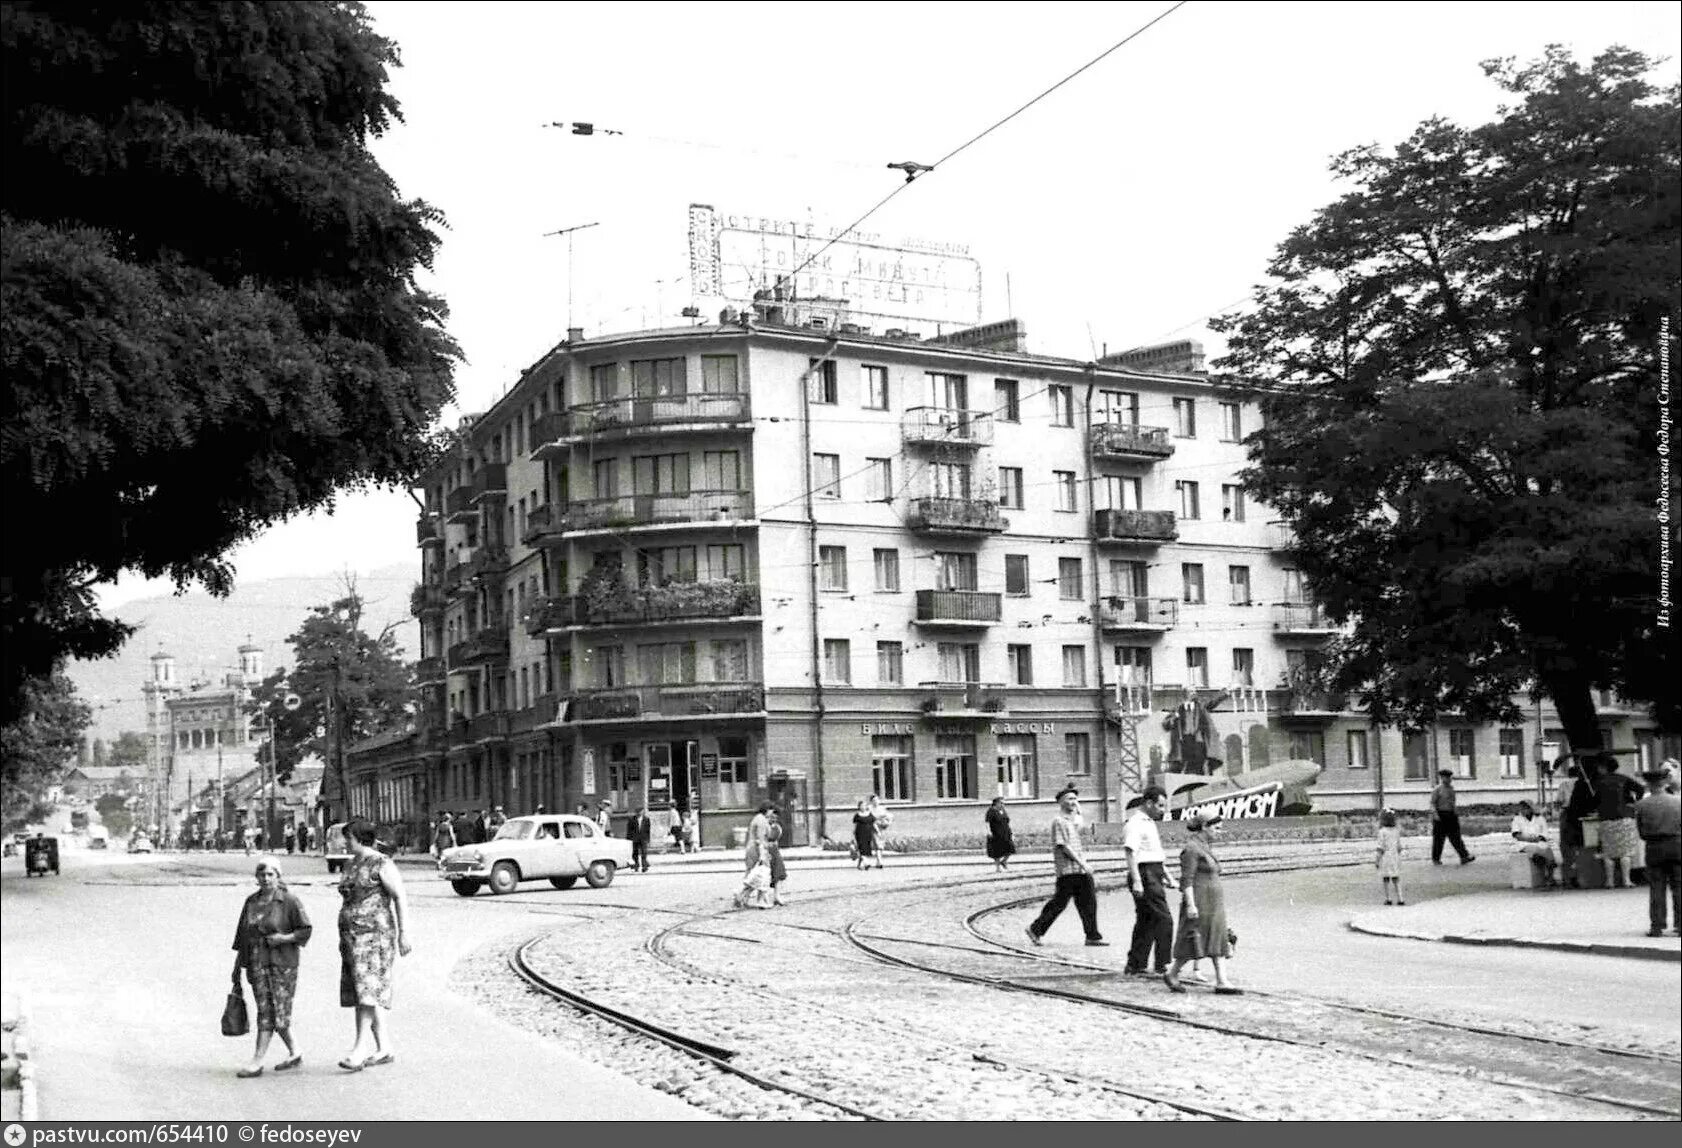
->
[128,833,154,854]
[86,825,110,849]
[439,814,632,896]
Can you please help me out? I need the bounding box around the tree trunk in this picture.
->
[1536,662,1603,760]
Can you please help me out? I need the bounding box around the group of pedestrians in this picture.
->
[851,796,891,870]
[431,806,512,857]
[228,819,413,1078]
[735,800,788,908]
[1023,784,1240,995]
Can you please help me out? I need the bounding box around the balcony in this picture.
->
[443,555,470,594]
[907,497,1005,536]
[449,626,509,666]
[521,502,570,547]
[568,489,753,532]
[1093,508,1177,546]
[525,595,573,636]
[1099,595,1178,633]
[468,545,509,580]
[530,410,572,460]
[916,681,1008,717]
[902,406,993,448]
[471,463,508,501]
[416,515,443,546]
[1265,522,1295,552]
[414,655,446,683]
[567,682,766,723]
[1277,689,1348,719]
[1090,423,1174,462]
[410,582,447,617]
[511,694,558,734]
[913,589,1002,627]
[573,580,762,629]
[467,711,510,742]
[445,486,475,524]
[569,392,752,439]
[1272,602,1339,637]
[446,715,471,747]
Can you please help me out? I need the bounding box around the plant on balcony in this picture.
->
[980,697,1005,713]
[920,697,941,714]
[578,558,639,622]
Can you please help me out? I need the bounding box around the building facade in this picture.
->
[144,644,268,834]
[349,310,1679,847]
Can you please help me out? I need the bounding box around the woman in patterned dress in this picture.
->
[231,857,312,1078]
[336,819,412,1071]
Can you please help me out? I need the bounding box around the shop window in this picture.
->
[934,734,977,800]
[716,737,750,809]
[872,735,914,802]
[996,734,1036,799]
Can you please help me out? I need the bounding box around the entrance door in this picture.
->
[766,773,809,847]
[644,743,674,811]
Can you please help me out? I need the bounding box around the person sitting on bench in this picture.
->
[1510,801,1558,886]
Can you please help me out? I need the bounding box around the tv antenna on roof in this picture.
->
[543,221,601,332]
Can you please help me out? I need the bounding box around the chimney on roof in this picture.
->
[928,318,1028,354]
[1101,339,1207,374]
[566,327,584,343]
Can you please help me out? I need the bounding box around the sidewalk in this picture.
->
[1349,884,1682,962]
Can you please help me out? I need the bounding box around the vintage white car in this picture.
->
[439,814,632,896]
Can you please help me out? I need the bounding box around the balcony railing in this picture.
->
[1273,601,1338,635]
[568,682,766,722]
[521,502,570,546]
[467,711,510,741]
[902,406,993,448]
[913,589,1002,626]
[1277,690,1348,717]
[908,497,1006,535]
[565,581,762,628]
[445,487,474,521]
[1265,522,1295,552]
[416,515,443,545]
[449,627,509,665]
[468,545,509,580]
[525,596,571,636]
[1090,422,1174,461]
[414,655,446,682]
[410,582,447,616]
[511,694,558,734]
[530,410,572,458]
[568,489,753,531]
[1099,595,1178,631]
[569,392,751,436]
[916,681,1008,715]
[443,556,470,593]
[471,463,508,500]
[446,715,470,746]
[1093,508,1178,545]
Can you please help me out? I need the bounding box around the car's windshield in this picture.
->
[495,821,533,841]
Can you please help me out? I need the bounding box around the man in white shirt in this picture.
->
[1123,786,1177,977]
[1024,786,1107,947]
[1510,800,1557,885]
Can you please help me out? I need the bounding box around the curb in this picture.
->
[1346,918,1682,963]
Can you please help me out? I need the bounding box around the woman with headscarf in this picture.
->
[336,819,412,1071]
[734,801,776,909]
[851,799,875,871]
[231,857,312,1078]
[1163,813,1240,995]
[985,797,1015,872]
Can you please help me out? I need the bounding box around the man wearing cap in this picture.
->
[1123,786,1177,977]
[1025,785,1105,947]
[487,805,508,837]
[626,805,652,872]
[1429,769,1474,865]
[1635,766,1681,936]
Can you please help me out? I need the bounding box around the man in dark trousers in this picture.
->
[1024,786,1106,947]
[453,810,479,846]
[626,806,653,873]
[1430,769,1475,865]
[1636,765,1682,936]
[1123,786,1175,976]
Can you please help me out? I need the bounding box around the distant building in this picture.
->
[60,765,144,800]
[143,643,268,833]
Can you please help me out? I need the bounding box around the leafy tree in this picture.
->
[1,670,91,831]
[249,588,411,818]
[1214,47,1680,754]
[107,730,151,772]
[0,2,460,728]
[95,792,133,840]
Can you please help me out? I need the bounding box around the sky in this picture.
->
[94,0,1681,612]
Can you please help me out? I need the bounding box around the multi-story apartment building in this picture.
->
[350,308,1679,848]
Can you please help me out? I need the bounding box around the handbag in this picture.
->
[221,970,250,1038]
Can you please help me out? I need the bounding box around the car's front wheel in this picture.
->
[585,860,615,889]
[488,861,520,895]
[450,879,481,897]
[549,875,579,890]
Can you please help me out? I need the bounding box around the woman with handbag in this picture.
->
[230,857,313,1077]
[1163,813,1241,995]
[985,797,1015,872]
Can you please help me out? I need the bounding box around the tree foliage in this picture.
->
[1213,47,1680,750]
[1,670,91,831]
[0,2,461,727]
[95,791,133,839]
[249,589,410,813]
[107,730,150,772]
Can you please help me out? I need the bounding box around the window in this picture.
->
[1173,397,1197,438]
[998,467,1024,509]
[927,371,968,410]
[1219,401,1242,442]
[823,639,852,684]
[873,548,901,592]
[593,458,619,498]
[1177,480,1201,520]
[1448,728,1475,778]
[711,639,749,681]
[1115,646,1152,686]
[863,365,890,410]
[877,641,904,685]
[930,461,972,499]
[934,734,977,800]
[1058,557,1083,600]
[872,736,913,801]
[1231,648,1254,687]
[1005,554,1031,597]
[938,642,981,682]
[633,453,690,495]
[1282,568,1305,604]
[1347,730,1370,770]
[702,450,741,491]
[818,546,848,591]
[700,354,738,393]
[995,379,1020,422]
[809,358,838,404]
[1403,733,1431,781]
[638,641,697,684]
[593,645,625,688]
[1054,470,1077,512]
[589,362,619,401]
[706,544,745,580]
[1222,484,1246,522]
[639,545,697,585]
[1065,732,1091,776]
[936,551,978,591]
[1186,647,1209,688]
[813,453,841,499]
[1061,646,1087,687]
[1289,730,1326,766]
[1499,728,1525,778]
[1049,384,1074,426]
[1229,565,1251,605]
[866,457,894,502]
[606,744,636,812]
[1096,389,1139,425]
[1099,475,1142,511]
[1110,559,1147,599]
[631,357,686,397]
[1182,563,1205,604]
[1007,644,1034,686]
[996,734,1036,799]
[716,736,751,808]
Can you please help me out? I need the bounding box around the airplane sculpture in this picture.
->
[1147,759,1325,821]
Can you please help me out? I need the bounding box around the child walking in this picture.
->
[1376,808,1405,905]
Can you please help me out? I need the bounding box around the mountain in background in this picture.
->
[68,565,422,745]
